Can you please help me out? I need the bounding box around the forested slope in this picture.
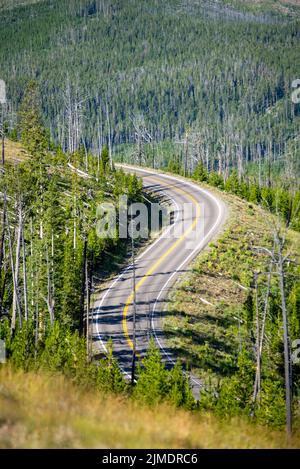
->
[0,0,299,439]
[163,176,300,427]
[0,82,143,360]
[0,0,299,179]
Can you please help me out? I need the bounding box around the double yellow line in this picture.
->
[123,177,201,349]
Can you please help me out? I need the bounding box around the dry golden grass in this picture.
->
[3,139,28,163]
[0,366,298,448]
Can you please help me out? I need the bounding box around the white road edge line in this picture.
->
[94,167,227,386]
[94,185,180,379]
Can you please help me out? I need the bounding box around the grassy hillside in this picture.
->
[0,366,299,448]
[0,0,299,445]
[3,138,28,163]
[164,177,300,425]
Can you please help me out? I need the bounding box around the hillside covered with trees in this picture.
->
[0,83,198,421]
[0,0,299,184]
[0,0,300,450]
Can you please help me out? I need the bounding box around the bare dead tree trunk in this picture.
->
[131,227,137,386]
[259,259,274,355]
[252,272,261,404]
[286,194,293,228]
[218,152,222,176]
[22,227,28,322]
[35,267,39,353]
[252,259,273,408]
[85,254,90,361]
[82,138,89,173]
[206,147,209,173]
[0,190,6,314]
[278,243,292,437]
[7,212,22,331]
[73,194,77,251]
[131,114,152,168]
[80,238,87,335]
[1,105,4,165]
[254,224,293,437]
[97,115,103,179]
[184,131,189,177]
[51,229,55,301]
[74,99,80,153]
[152,136,155,169]
[65,80,85,154]
[66,81,73,154]
[137,132,142,166]
[237,143,243,182]
[30,218,34,318]
[13,207,22,325]
[258,143,262,189]
[268,139,272,188]
[105,97,113,170]
[46,245,54,325]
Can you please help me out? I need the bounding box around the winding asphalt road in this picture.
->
[93,166,227,396]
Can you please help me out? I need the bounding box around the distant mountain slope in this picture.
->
[0,0,43,11]
[182,0,300,20]
[225,0,300,16]
[0,0,299,175]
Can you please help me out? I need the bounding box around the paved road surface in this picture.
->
[93,166,227,396]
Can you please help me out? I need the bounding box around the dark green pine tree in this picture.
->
[193,162,208,182]
[18,81,49,157]
[224,170,241,195]
[215,348,255,417]
[100,145,110,174]
[168,360,195,409]
[133,338,169,405]
[98,339,127,394]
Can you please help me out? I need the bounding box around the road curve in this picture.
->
[93,166,227,396]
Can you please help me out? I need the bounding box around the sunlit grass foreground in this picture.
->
[0,366,298,449]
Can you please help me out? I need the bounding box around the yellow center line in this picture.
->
[123,177,201,349]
